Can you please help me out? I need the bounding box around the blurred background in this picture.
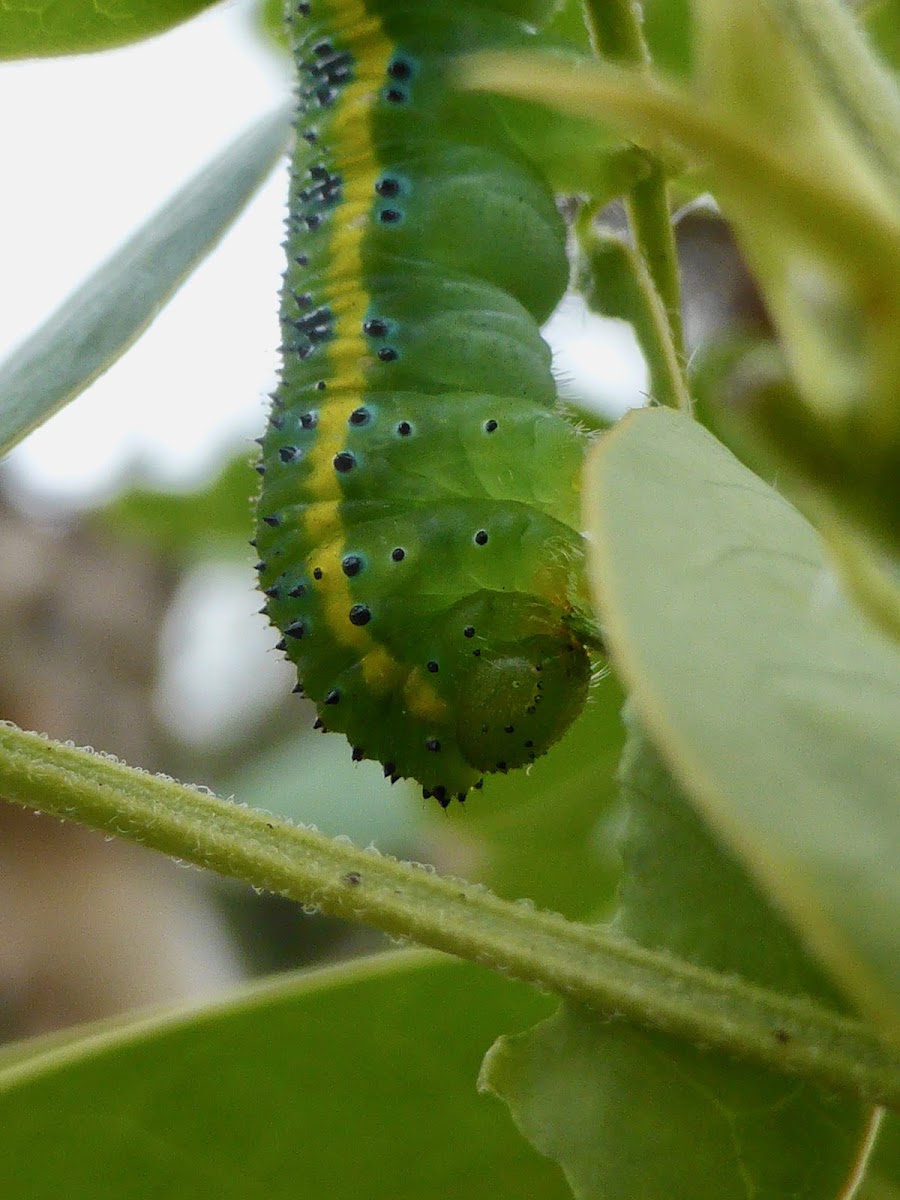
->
[0,0,757,1044]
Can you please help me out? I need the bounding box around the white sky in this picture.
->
[0,0,644,509]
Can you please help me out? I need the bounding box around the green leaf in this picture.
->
[493,93,651,198]
[100,453,258,560]
[0,0,220,58]
[640,0,694,79]
[0,952,570,1199]
[0,106,290,460]
[693,340,900,574]
[481,722,876,1200]
[584,407,900,1032]
[765,0,900,188]
[486,1008,875,1200]
[863,0,900,75]
[224,727,425,850]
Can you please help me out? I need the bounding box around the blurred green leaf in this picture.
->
[584,406,900,1032]
[767,0,900,188]
[0,952,570,1199]
[545,0,592,47]
[693,340,900,566]
[495,94,650,198]
[101,453,258,560]
[0,0,219,58]
[690,0,900,436]
[464,38,900,434]
[463,51,900,277]
[0,107,290,460]
[483,726,875,1200]
[863,0,900,74]
[224,726,424,851]
[439,675,626,920]
[859,1114,900,1199]
[640,0,694,79]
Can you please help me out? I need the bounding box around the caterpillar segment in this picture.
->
[256,0,593,804]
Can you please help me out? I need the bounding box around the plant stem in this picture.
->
[1,723,898,1109]
[576,210,691,412]
[581,0,687,385]
[625,169,686,369]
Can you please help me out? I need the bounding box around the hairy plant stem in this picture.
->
[581,0,687,396]
[575,206,691,413]
[0,722,898,1109]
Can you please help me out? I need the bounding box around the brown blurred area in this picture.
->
[674,201,771,352]
[0,490,242,1041]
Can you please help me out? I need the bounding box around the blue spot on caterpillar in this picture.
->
[255,0,596,805]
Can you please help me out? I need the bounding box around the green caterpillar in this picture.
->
[255,0,595,805]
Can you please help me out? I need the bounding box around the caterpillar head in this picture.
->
[455,606,591,776]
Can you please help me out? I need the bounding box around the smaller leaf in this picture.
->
[481,723,876,1200]
[0,106,290,460]
[0,0,220,58]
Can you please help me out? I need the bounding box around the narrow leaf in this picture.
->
[0,106,290,459]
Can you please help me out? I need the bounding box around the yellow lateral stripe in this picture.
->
[298,1,445,721]
[301,499,343,543]
[302,0,391,659]
[302,0,389,508]
[404,669,450,722]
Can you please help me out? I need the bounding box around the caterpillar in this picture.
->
[255,0,595,806]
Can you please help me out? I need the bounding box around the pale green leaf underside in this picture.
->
[584,408,900,1034]
[481,723,874,1200]
[0,106,290,459]
[0,951,569,1199]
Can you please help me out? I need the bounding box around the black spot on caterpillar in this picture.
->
[256,0,595,803]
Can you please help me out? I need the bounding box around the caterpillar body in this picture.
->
[256,0,594,805]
